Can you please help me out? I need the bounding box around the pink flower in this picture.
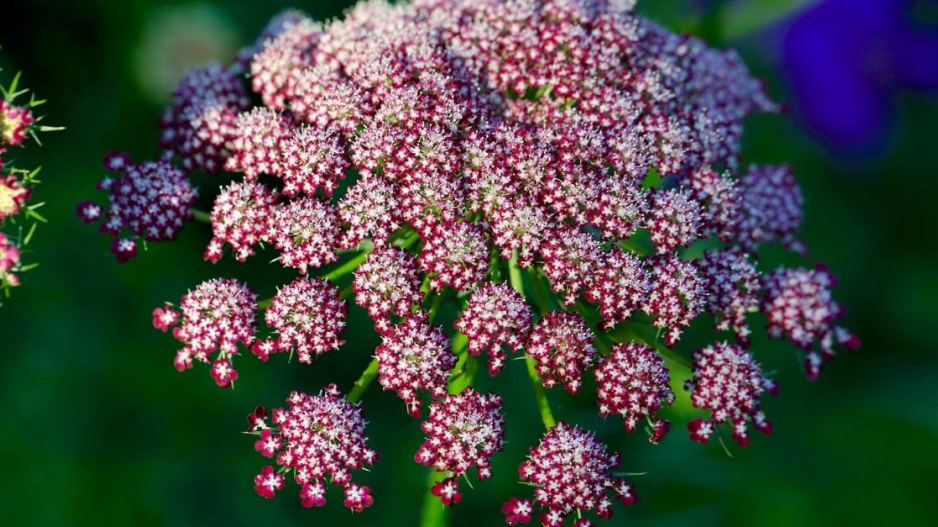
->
[154,278,257,386]
[0,100,35,147]
[540,226,602,306]
[353,247,422,334]
[78,153,198,262]
[762,265,860,380]
[595,343,675,443]
[254,465,284,499]
[204,180,279,263]
[584,249,650,330]
[526,312,597,395]
[508,423,636,526]
[643,254,705,347]
[269,197,340,273]
[730,165,805,254]
[0,175,31,221]
[160,64,249,174]
[418,222,489,292]
[224,107,293,178]
[249,385,379,511]
[375,313,456,417]
[686,342,777,447]
[698,248,760,344]
[416,389,505,504]
[455,283,532,375]
[257,277,346,364]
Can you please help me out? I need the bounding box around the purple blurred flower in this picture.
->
[784,0,938,152]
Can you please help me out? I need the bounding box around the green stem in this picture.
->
[419,471,449,527]
[324,250,371,281]
[191,208,211,223]
[346,357,379,403]
[508,253,557,430]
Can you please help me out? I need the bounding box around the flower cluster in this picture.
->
[111,0,867,521]
[254,277,346,363]
[595,343,675,443]
[762,264,860,380]
[1,65,53,297]
[204,180,280,263]
[507,422,636,526]
[152,278,257,387]
[353,247,422,334]
[686,342,777,447]
[250,385,379,512]
[416,389,506,506]
[375,313,457,417]
[78,153,198,263]
[526,312,597,395]
[455,283,532,376]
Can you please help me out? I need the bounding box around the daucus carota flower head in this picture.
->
[584,249,650,330]
[455,283,533,376]
[375,313,457,417]
[353,247,422,334]
[0,175,31,221]
[643,254,706,347]
[526,312,597,395]
[416,388,506,505]
[225,107,293,178]
[204,180,279,263]
[686,342,777,447]
[731,165,805,254]
[152,278,257,387]
[762,264,860,380]
[418,221,489,292]
[595,343,675,443]
[645,188,702,254]
[270,197,340,273]
[698,248,760,344]
[337,175,402,250]
[159,63,250,174]
[683,166,739,241]
[0,100,34,147]
[103,0,866,518]
[540,226,602,306]
[254,277,346,363]
[280,125,348,197]
[250,384,379,512]
[77,152,198,263]
[508,422,636,526]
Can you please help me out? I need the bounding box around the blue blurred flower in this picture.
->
[783,0,938,152]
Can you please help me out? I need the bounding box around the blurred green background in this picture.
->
[1,1,936,526]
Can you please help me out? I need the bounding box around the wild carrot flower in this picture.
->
[269,197,340,273]
[455,283,533,376]
[526,312,597,395]
[249,384,379,511]
[584,249,650,330]
[153,278,257,387]
[77,153,198,263]
[595,343,675,443]
[686,342,777,447]
[507,422,636,526]
[698,248,760,344]
[353,247,423,334]
[762,265,860,380]
[375,313,457,417]
[643,254,706,347]
[204,180,279,263]
[730,165,805,254]
[254,277,346,363]
[159,64,250,174]
[415,389,506,506]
